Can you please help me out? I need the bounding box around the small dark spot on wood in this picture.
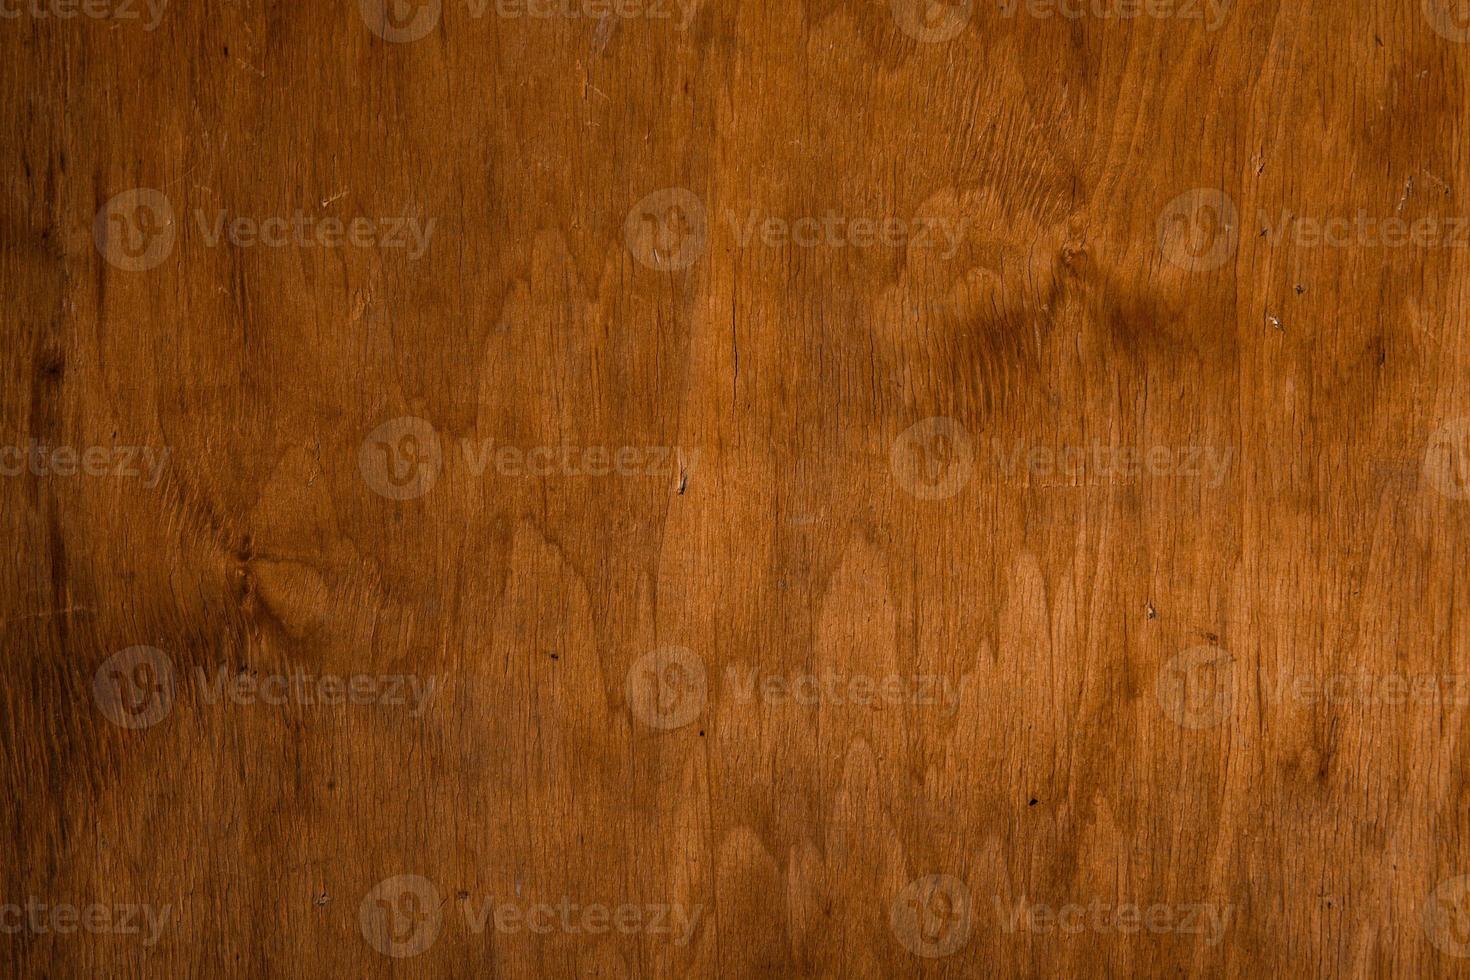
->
[1028,798,1038,806]
[38,350,65,378]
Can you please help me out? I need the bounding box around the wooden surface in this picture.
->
[4,0,1470,975]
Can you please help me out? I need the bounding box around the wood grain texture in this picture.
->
[4,0,1470,975]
